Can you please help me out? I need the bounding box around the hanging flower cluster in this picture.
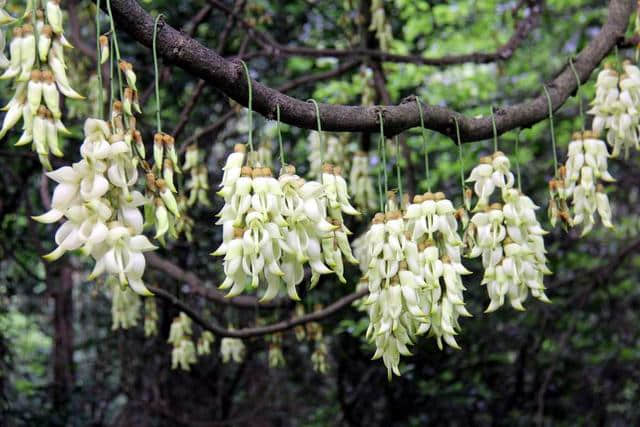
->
[267,333,285,368]
[197,331,215,356]
[168,312,197,371]
[349,151,378,212]
[308,131,347,179]
[465,151,551,312]
[369,0,393,51]
[557,131,614,235]
[147,131,182,242]
[220,336,246,363]
[589,61,640,158]
[110,280,141,330]
[144,297,158,337]
[306,321,328,374]
[183,144,211,207]
[357,190,469,378]
[34,114,157,295]
[213,143,359,301]
[1,2,83,169]
[0,2,14,66]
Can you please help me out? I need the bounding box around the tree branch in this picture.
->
[145,252,289,309]
[208,0,542,67]
[102,0,633,142]
[146,284,368,338]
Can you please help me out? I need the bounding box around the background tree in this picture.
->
[1,0,640,425]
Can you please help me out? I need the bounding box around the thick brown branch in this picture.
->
[102,0,633,142]
[147,284,368,338]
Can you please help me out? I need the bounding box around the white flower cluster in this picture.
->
[111,280,141,330]
[0,2,14,65]
[349,151,378,212]
[357,190,469,378]
[267,333,285,368]
[369,0,393,51]
[306,321,328,374]
[183,144,211,207]
[0,2,84,169]
[589,61,640,158]
[168,312,197,371]
[197,331,215,356]
[213,144,359,301]
[308,131,346,179]
[149,131,183,241]
[220,336,246,363]
[144,297,158,337]
[34,117,157,295]
[560,131,614,235]
[465,151,551,312]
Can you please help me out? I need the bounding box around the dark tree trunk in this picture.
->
[50,263,74,419]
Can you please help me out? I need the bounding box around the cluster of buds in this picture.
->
[213,143,359,301]
[0,3,84,169]
[110,279,141,330]
[349,151,378,212]
[558,131,614,235]
[267,333,285,368]
[357,190,470,378]
[168,312,197,371]
[589,61,640,158]
[308,131,347,179]
[311,340,329,374]
[548,168,572,230]
[183,144,210,207]
[34,117,157,295]
[197,331,215,356]
[220,335,246,363]
[144,297,158,337]
[146,131,183,242]
[306,321,328,374]
[369,0,393,51]
[465,151,551,312]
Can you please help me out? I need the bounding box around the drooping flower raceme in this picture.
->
[220,336,246,363]
[404,192,472,350]
[349,151,377,212]
[369,0,393,51]
[465,151,552,312]
[213,147,359,301]
[308,131,347,179]
[168,312,197,371]
[34,118,156,296]
[111,279,141,330]
[0,2,83,170]
[589,62,640,159]
[562,131,615,235]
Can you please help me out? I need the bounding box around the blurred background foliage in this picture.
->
[1,0,640,425]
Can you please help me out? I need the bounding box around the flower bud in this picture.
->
[99,35,109,65]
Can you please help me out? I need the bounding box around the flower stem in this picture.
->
[542,85,559,177]
[153,14,164,133]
